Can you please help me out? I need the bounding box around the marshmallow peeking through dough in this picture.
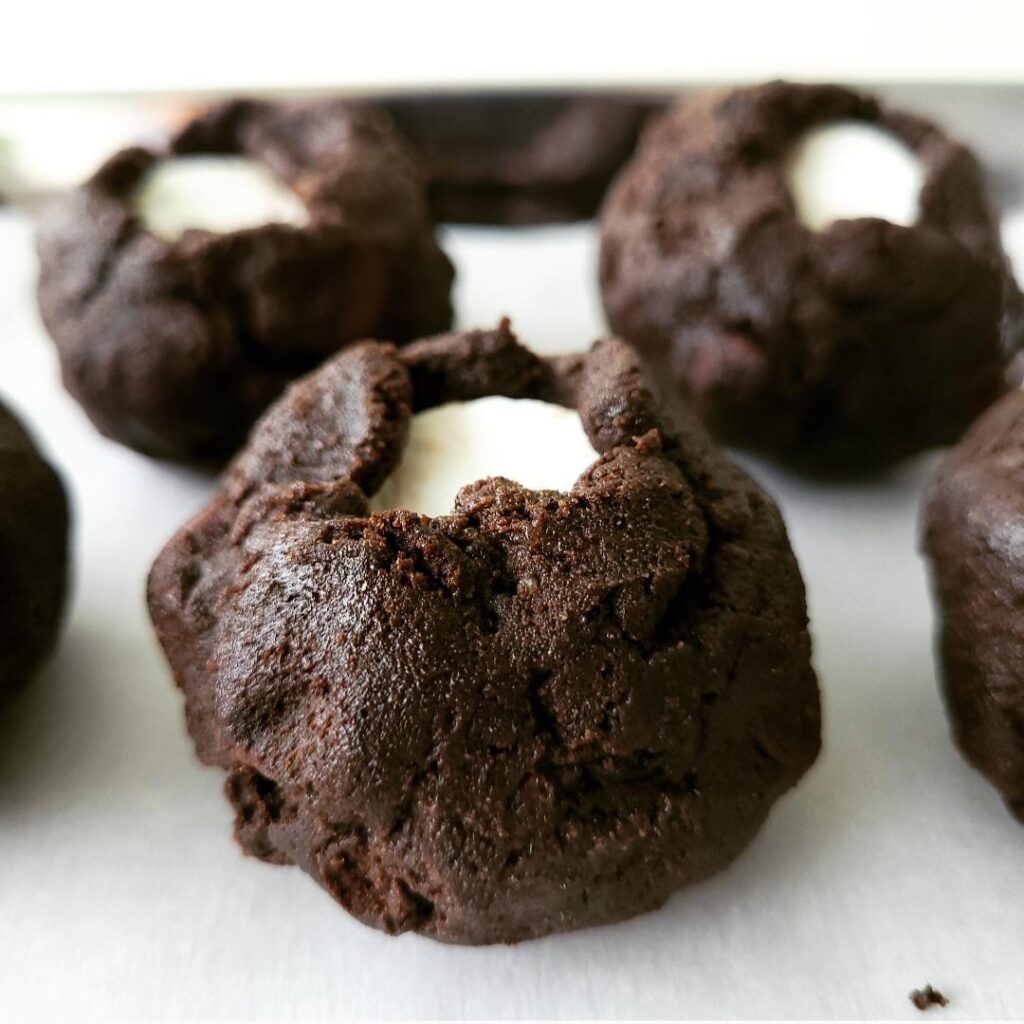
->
[785,121,923,231]
[371,397,597,518]
[135,156,309,240]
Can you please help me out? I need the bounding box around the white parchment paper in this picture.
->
[1,213,1022,1020]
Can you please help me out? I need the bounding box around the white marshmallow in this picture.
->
[785,121,924,232]
[370,397,596,518]
[1001,209,1024,285]
[134,156,308,240]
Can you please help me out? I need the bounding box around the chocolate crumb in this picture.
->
[910,986,949,1011]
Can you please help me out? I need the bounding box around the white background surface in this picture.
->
[2,205,1024,1019]
[4,1,1024,96]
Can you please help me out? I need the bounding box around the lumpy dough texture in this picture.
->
[148,321,821,943]
[36,98,453,461]
[924,389,1024,822]
[600,81,1023,471]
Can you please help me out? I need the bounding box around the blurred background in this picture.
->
[3,0,1024,206]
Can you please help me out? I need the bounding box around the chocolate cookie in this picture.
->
[382,91,663,224]
[923,389,1024,821]
[36,98,454,462]
[148,320,820,943]
[0,401,68,700]
[600,81,1023,472]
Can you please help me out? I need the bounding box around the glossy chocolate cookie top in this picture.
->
[148,321,820,943]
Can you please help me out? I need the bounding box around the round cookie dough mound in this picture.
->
[148,320,820,943]
[36,97,454,462]
[923,390,1024,821]
[381,91,664,224]
[0,401,69,700]
[600,81,1023,472]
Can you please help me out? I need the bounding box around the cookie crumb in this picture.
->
[910,986,949,1011]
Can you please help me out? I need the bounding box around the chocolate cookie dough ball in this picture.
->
[923,390,1024,821]
[0,401,69,700]
[148,320,820,944]
[600,81,1023,472]
[381,91,664,224]
[36,98,454,462]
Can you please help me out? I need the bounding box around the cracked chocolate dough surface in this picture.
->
[923,390,1024,822]
[600,81,1024,472]
[35,98,454,462]
[0,401,68,701]
[148,322,820,943]
[381,91,664,224]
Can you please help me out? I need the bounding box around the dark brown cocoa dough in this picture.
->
[148,320,819,944]
[381,91,665,225]
[923,389,1024,822]
[0,401,69,700]
[36,98,454,462]
[600,81,1024,472]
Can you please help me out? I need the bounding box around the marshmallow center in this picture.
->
[134,156,309,240]
[370,397,596,518]
[785,121,924,231]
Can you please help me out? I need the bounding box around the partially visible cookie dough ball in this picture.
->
[0,401,69,701]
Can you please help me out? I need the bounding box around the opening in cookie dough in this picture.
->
[370,397,596,517]
[134,156,309,240]
[785,121,923,231]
